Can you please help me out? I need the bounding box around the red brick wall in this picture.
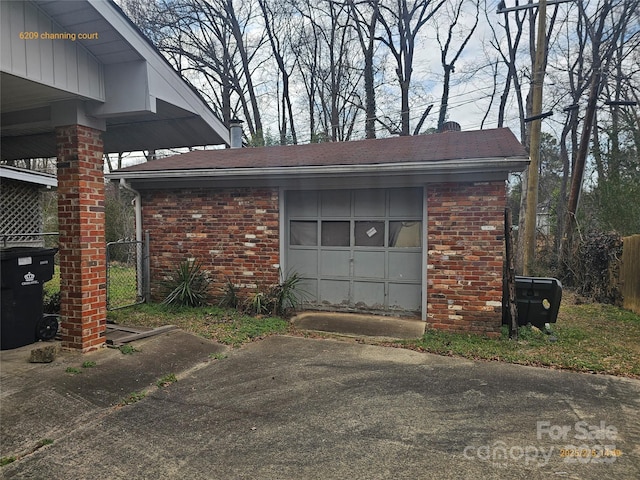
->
[141,182,506,335]
[426,181,506,335]
[56,125,106,351]
[141,188,280,302]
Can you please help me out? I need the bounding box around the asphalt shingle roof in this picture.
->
[116,128,527,173]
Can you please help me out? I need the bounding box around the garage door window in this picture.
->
[292,220,422,248]
[321,221,350,246]
[290,221,317,246]
[390,221,422,247]
[355,221,385,247]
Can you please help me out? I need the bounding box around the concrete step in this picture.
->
[291,311,426,340]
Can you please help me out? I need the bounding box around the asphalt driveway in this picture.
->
[1,331,639,479]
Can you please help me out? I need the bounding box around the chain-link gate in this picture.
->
[106,239,147,310]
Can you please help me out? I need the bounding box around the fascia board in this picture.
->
[0,166,57,188]
[106,157,530,183]
[88,0,229,144]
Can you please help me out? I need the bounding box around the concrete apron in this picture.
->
[291,311,426,339]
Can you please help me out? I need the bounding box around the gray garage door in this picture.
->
[286,188,423,314]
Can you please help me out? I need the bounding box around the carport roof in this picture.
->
[108,128,529,186]
[1,0,229,160]
[0,165,57,188]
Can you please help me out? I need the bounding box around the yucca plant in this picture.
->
[269,271,304,316]
[219,277,240,309]
[161,259,211,307]
[245,291,270,315]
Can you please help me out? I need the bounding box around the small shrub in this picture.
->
[243,271,305,316]
[43,290,61,314]
[269,271,304,316]
[1,456,16,467]
[219,277,240,309]
[65,367,81,374]
[161,259,211,307]
[119,345,138,355]
[563,231,622,305]
[82,361,96,368]
[244,291,270,316]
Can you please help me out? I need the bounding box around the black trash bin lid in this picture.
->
[0,247,58,260]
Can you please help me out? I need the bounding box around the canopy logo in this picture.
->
[463,421,622,467]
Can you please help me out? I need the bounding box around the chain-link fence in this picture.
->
[106,240,147,310]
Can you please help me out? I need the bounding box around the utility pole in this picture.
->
[522,0,547,276]
[498,0,572,275]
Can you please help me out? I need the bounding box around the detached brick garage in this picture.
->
[109,128,529,335]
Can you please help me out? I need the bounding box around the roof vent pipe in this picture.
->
[229,119,244,148]
[438,121,461,133]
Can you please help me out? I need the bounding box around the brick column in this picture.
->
[56,125,106,351]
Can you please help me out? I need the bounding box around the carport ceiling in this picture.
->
[1,82,225,159]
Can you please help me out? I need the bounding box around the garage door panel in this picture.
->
[288,249,318,275]
[286,188,423,314]
[321,190,351,216]
[354,190,385,217]
[320,250,350,277]
[353,251,385,278]
[287,191,318,217]
[389,283,421,311]
[298,278,318,304]
[388,251,422,281]
[389,188,423,217]
[353,281,385,309]
[320,280,350,306]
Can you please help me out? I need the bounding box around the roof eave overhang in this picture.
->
[0,166,57,188]
[106,157,530,188]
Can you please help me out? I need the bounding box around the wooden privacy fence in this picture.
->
[622,235,640,315]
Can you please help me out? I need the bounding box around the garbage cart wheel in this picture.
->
[36,315,59,341]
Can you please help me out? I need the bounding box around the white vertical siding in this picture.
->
[38,8,54,85]
[0,1,104,101]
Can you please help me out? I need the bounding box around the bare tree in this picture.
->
[293,0,363,142]
[123,0,266,144]
[560,0,640,262]
[348,0,380,139]
[485,0,527,139]
[376,0,447,136]
[435,0,479,130]
[258,0,298,145]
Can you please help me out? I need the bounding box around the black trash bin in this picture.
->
[1,247,58,350]
[514,276,562,329]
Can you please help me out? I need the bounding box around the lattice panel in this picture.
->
[0,179,44,246]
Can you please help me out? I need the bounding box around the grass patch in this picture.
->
[65,367,81,374]
[107,292,640,377]
[107,263,138,308]
[43,264,140,311]
[156,373,177,388]
[118,391,146,406]
[1,456,16,467]
[82,361,97,368]
[118,345,139,355]
[400,295,640,377]
[108,304,289,347]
